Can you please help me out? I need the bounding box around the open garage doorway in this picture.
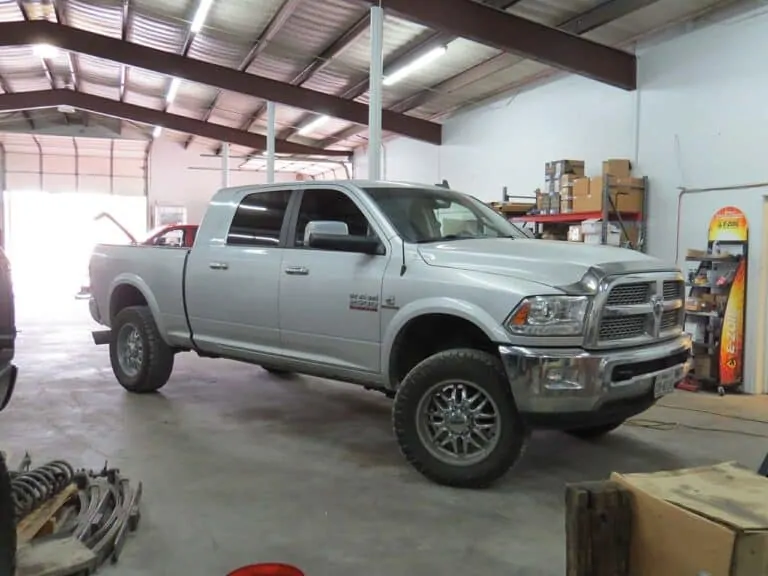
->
[4,190,147,323]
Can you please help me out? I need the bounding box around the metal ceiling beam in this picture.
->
[210,10,371,156]
[279,0,518,141]
[0,21,441,145]
[0,70,35,130]
[0,90,351,157]
[236,12,371,135]
[184,0,302,149]
[280,29,450,141]
[374,0,637,90]
[322,0,658,147]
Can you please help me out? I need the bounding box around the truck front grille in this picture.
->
[589,275,684,348]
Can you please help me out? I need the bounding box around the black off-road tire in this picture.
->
[393,348,529,489]
[109,306,174,394]
[0,453,15,576]
[566,420,625,439]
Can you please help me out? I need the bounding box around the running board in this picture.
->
[92,330,111,345]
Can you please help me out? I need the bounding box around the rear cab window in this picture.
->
[226,189,292,247]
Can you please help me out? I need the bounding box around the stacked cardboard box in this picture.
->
[543,159,585,214]
[571,159,645,214]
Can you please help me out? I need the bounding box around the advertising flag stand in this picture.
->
[683,206,748,395]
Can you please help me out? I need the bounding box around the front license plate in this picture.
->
[653,367,681,398]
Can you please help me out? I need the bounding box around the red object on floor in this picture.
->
[227,564,304,576]
[676,377,700,392]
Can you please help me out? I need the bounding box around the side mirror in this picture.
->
[308,233,382,255]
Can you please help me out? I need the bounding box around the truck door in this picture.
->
[185,188,293,356]
[279,187,390,373]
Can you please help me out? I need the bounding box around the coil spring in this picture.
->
[10,460,74,523]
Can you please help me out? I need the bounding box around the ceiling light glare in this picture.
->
[383,45,447,86]
[190,0,214,33]
[33,44,59,59]
[166,78,181,104]
[297,115,330,136]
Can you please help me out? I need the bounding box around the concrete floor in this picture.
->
[3,296,768,575]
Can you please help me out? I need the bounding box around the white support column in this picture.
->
[222,142,230,188]
[368,5,384,181]
[267,101,276,184]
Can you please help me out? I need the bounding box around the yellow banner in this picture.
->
[720,260,745,385]
[708,206,748,242]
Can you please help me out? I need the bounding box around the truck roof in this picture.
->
[210,180,451,204]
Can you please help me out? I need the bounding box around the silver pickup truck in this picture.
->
[89,181,691,488]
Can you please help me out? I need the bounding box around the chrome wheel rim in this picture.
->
[117,323,144,378]
[416,380,501,466]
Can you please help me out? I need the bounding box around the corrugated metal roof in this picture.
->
[0,0,746,155]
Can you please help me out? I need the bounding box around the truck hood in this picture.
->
[417,238,674,288]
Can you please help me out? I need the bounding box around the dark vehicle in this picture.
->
[0,245,17,575]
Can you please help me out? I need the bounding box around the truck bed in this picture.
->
[89,244,193,347]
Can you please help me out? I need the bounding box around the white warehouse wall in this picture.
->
[360,2,768,392]
[149,140,297,224]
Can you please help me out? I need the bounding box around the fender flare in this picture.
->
[107,273,167,337]
[380,297,510,385]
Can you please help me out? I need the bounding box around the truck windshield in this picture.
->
[362,186,528,243]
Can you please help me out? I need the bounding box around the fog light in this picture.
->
[543,365,583,391]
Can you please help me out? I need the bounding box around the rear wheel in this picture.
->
[109,306,174,393]
[566,420,625,439]
[0,453,15,576]
[393,349,528,488]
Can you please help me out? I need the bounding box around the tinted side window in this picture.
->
[227,190,292,246]
[294,189,371,247]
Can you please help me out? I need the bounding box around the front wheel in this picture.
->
[392,349,528,488]
[109,306,174,393]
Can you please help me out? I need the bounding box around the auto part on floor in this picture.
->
[3,454,143,575]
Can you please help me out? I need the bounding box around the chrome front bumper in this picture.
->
[499,335,691,426]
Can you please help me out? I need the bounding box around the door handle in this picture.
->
[209,262,229,270]
[284,266,309,276]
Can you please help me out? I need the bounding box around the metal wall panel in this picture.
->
[0,134,147,196]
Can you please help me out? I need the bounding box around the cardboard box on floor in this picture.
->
[612,462,768,576]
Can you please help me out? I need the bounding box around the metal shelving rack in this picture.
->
[512,175,649,252]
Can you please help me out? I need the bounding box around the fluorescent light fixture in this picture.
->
[297,115,329,136]
[153,126,162,138]
[383,45,448,86]
[166,78,181,104]
[33,44,59,59]
[190,0,215,33]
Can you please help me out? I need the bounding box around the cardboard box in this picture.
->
[560,195,573,214]
[573,176,645,213]
[582,219,621,246]
[567,225,583,242]
[612,462,768,576]
[573,177,590,199]
[602,158,632,178]
[545,159,585,179]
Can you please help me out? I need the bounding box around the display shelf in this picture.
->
[513,210,642,224]
[683,207,748,395]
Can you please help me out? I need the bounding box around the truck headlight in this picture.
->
[505,295,590,336]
